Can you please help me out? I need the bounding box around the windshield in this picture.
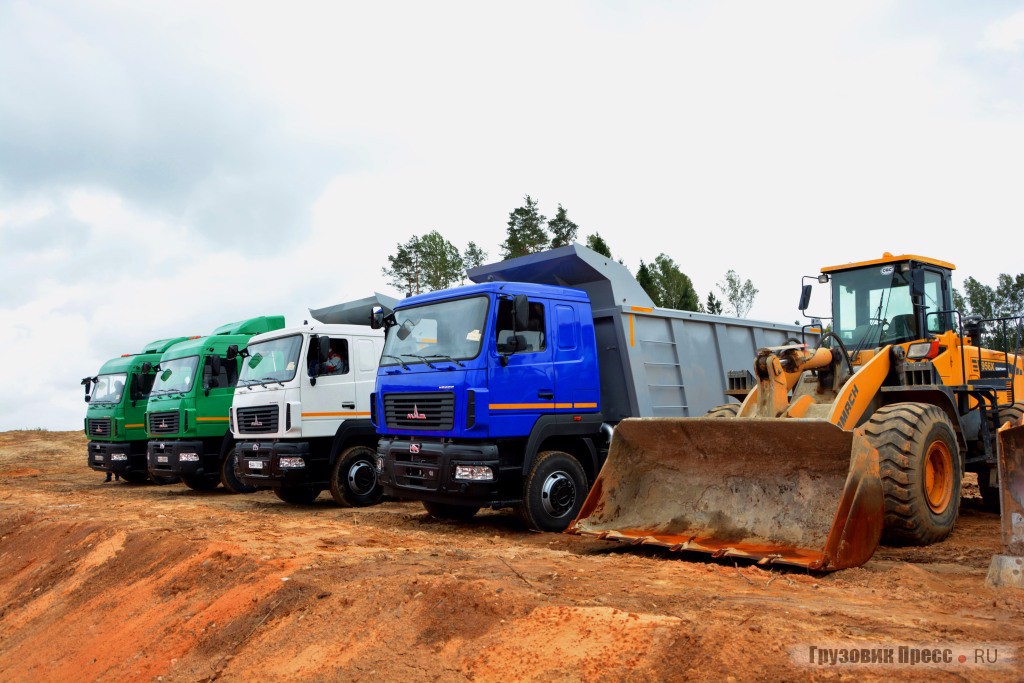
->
[151,356,199,395]
[239,334,302,385]
[832,265,925,351]
[381,295,488,366]
[90,373,127,404]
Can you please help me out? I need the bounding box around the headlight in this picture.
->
[455,465,494,481]
[907,340,940,359]
[179,452,200,462]
[279,457,305,468]
[110,454,128,461]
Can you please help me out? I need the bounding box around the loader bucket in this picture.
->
[997,420,1024,556]
[568,418,884,571]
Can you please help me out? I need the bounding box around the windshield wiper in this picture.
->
[382,354,411,370]
[421,353,465,367]
[257,376,285,387]
[401,354,438,369]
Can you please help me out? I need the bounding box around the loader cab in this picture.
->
[816,254,955,352]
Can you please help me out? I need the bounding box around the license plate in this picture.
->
[249,460,264,470]
[157,455,168,463]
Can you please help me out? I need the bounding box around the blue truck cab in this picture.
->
[374,244,810,532]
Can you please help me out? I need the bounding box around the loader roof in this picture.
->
[821,252,956,274]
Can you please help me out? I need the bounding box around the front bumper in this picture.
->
[147,440,207,476]
[236,441,325,488]
[377,437,510,506]
[87,441,141,474]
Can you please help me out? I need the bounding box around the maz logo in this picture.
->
[406,404,427,420]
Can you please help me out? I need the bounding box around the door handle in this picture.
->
[342,402,355,409]
[538,391,554,400]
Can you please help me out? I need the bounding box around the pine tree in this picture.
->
[418,231,463,291]
[636,261,657,303]
[382,236,423,296]
[647,254,700,311]
[548,204,579,248]
[461,241,488,283]
[500,195,548,259]
[705,292,724,315]
[585,233,612,258]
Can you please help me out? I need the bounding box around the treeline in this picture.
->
[955,274,1024,352]
[382,194,759,317]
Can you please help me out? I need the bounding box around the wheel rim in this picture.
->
[541,470,577,518]
[924,440,954,514]
[347,459,377,496]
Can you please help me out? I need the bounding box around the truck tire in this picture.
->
[706,404,740,418]
[119,470,149,484]
[863,403,961,546]
[221,448,258,495]
[422,501,480,521]
[274,486,322,505]
[979,402,1024,511]
[181,474,220,491]
[329,445,382,507]
[517,450,588,532]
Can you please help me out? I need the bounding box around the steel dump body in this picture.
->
[569,418,884,570]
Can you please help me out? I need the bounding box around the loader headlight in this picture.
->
[907,341,941,360]
[455,465,494,481]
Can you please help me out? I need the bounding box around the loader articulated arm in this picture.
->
[742,345,835,418]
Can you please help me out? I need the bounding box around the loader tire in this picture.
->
[517,451,588,532]
[864,403,961,546]
[329,445,382,507]
[274,486,322,505]
[422,502,480,521]
[221,448,257,494]
[705,403,740,418]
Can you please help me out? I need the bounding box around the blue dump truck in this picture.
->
[83,337,192,483]
[372,244,812,531]
[145,316,286,491]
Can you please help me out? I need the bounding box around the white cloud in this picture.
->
[982,9,1024,53]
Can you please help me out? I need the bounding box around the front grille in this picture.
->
[148,411,180,434]
[236,405,279,434]
[88,418,112,437]
[384,392,455,431]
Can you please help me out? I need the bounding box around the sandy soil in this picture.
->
[1,430,1022,682]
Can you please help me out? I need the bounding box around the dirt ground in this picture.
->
[1,431,1023,682]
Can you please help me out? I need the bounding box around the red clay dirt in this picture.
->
[1,430,1022,682]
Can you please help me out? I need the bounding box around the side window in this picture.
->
[307,337,350,377]
[924,271,947,334]
[495,299,546,354]
[356,338,376,373]
[203,356,236,389]
[555,304,577,350]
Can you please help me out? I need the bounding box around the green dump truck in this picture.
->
[145,316,285,491]
[83,337,192,483]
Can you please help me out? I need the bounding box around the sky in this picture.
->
[3,0,1024,430]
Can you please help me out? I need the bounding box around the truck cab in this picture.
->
[231,318,385,505]
[83,337,190,482]
[145,316,285,491]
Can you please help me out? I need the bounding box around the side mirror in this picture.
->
[371,308,384,329]
[226,344,238,360]
[909,269,926,298]
[513,294,530,330]
[318,335,330,362]
[798,284,813,312]
[81,376,94,402]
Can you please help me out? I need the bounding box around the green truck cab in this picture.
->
[145,316,285,491]
[83,337,192,483]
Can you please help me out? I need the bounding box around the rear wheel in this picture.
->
[221,448,258,494]
[329,446,382,507]
[705,403,740,418]
[517,451,588,532]
[864,403,961,546]
[181,474,220,491]
[274,486,322,505]
[422,501,480,521]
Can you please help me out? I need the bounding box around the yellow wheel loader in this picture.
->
[569,253,1024,571]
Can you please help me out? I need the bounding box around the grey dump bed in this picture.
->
[468,243,811,422]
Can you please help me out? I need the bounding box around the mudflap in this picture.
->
[997,420,1024,555]
[567,417,884,571]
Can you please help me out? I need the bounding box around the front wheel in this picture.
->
[864,403,961,546]
[329,446,382,507]
[221,448,258,494]
[517,451,588,532]
[274,486,322,505]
